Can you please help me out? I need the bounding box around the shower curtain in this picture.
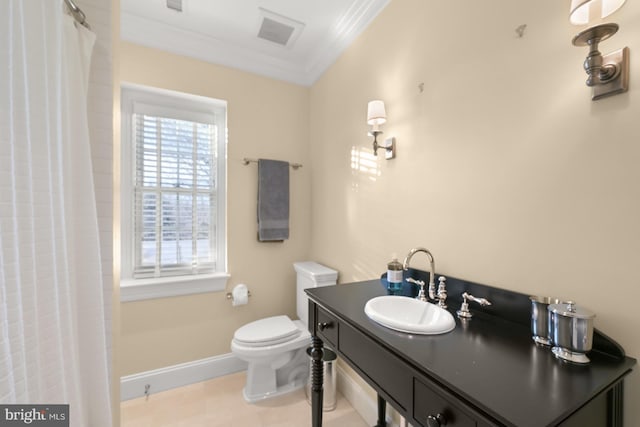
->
[0,1,112,426]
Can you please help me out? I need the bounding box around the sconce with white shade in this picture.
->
[569,0,626,24]
[569,0,629,100]
[367,100,396,159]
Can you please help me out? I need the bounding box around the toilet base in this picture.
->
[243,376,307,403]
[242,346,309,403]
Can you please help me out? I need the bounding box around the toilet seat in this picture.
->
[234,315,302,348]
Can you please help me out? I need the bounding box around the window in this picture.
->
[120,85,228,301]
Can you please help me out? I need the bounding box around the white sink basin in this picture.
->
[364,296,456,335]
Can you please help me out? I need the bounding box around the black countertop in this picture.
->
[306,279,636,427]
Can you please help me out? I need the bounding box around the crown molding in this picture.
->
[121,0,390,86]
[304,0,390,79]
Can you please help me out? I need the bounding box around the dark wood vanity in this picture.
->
[306,271,636,427]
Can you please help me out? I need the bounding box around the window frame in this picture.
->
[120,84,228,302]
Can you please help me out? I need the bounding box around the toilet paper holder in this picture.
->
[226,288,251,303]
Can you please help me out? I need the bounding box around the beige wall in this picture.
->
[310,0,640,423]
[119,42,310,375]
[118,0,640,421]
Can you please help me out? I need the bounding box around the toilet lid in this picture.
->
[234,315,301,345]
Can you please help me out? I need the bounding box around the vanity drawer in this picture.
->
[413,378,475,427]
[315,306,338,348]
[340,323,412,410]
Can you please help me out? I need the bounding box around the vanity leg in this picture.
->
[375,394,387,427]
[310,337,324,427]
[607,381,623,427]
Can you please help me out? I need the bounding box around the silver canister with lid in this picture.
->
[529,296,566,346]
[547,301,596,364]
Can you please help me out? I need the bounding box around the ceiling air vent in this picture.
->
[167,0,182,12]
[258,18,295,46]
[257,8,305,48]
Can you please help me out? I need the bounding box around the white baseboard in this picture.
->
[121,353,407,426]
[120,353,247,401]
[337,364,400,427]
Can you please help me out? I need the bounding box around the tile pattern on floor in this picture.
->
[121,371,368,426]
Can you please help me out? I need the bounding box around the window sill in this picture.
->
[120,272,230,302]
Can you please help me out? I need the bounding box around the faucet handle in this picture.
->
[436,276,447,309]
[438,276,446,291]
[406,277,427,302]
[456,292,491,319]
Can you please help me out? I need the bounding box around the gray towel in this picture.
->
[258,159,290,241]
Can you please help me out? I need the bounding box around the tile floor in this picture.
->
[121,371,368,426]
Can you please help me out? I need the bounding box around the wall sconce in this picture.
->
[367,100,396,160]
[570,0,629,100]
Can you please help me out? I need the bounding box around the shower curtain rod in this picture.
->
[64,0,90,29]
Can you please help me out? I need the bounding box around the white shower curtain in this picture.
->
[0,1,112,426]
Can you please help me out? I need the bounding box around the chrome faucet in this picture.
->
[403,247,443,305]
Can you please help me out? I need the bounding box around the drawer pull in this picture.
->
[426,413,447,427]
[318,321,333,331]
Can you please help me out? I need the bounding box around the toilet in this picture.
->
[231,261,338,403]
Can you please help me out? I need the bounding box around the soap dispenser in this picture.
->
[386,258,403,293]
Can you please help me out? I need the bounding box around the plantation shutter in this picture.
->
[131,102,218,278]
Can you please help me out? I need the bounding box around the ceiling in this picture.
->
[121,0,390,86]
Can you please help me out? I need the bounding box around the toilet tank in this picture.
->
[294,261,338,326]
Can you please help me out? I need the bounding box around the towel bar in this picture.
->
[242,158,302,170]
